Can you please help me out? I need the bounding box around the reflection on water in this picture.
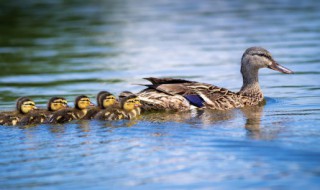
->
[1,0,320,189]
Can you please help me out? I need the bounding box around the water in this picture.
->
[0,0,320,189]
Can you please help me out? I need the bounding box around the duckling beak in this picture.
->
[268,60,294,74]
[33,106,38,110]
[134,103,142,107]
[89,102,95,106]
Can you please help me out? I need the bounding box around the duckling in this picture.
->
[94,95,141,120]
[118,91,141,115]
[18,97,68,125]
[49,95,93,124]
[138,47,294,111]
[82,91,117,120]
[0,97,38,126]
[119,91,134,101]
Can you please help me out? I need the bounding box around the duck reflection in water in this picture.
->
[141,101,282,140]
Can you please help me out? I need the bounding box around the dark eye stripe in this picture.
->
[253,53,271,59]
[25,103,35,106]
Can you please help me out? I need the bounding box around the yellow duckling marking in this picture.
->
[78,98,92,109]
[21,101,37,114]
[12,119,18,126]
[102,95,117,108]
[51,99,68,111]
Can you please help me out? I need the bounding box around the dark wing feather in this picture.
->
[49,109,76,124]
[82,108,100,120]
[144,77,194,85]
[19,113,48,125]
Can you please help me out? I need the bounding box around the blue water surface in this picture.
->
[0,0,320,189]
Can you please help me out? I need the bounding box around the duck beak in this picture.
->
[33,106,38,110]
[89,102,95,106]
[134,102,142,107]
[268,60,294,74]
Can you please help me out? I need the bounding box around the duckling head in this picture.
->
[241,47,293,75]
[96,91,110,106]
[119,91,134,102]
[121,95,142,112]
[48,97,68,111]
[100,93,117,109]
[17,97,37,114]
[75,95,94,110]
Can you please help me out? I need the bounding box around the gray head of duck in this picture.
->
[240,47,293,87]
[241,47,293,75]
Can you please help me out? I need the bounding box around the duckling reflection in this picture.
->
[140,109,235,124]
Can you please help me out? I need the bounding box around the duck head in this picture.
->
[100,93,117,108]
[119,91,134,102]
[48,97,68,111]
[241,47,294,75]
[96,91,110,107]
[121,95,142,112]
[75,95,94,110]
[16,97,37,114]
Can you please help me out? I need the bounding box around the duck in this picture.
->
[138,47,294,111]
[18,97,68,125]
[82,91,117,120]
[0,97,38,126]
[49,95,94,124]
[119,91,134,101]
[119,91,142,115]
[94,94,142,120]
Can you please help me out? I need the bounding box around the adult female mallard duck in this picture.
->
[0,97,38,126]
[82,91,117,120]
[18,97,68,125]
[94,94,141,120]
[138,47,294,111]
[49,95,93,124]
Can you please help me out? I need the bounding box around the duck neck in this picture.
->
[239,67,262,97]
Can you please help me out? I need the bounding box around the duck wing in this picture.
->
[82,107,100,120]
[49,109,78,124]
[144,77,194,85]
[141,77,240,109]
[19,111,48,125]
[94,108,126,120]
